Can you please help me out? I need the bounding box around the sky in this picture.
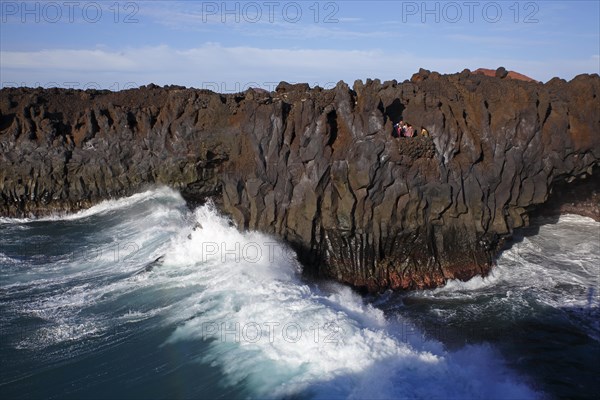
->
[1,0,599,91]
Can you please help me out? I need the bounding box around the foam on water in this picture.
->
[418,215,599,301]
[0,187,183,224]
[0,188,546,398]
[152,203,539,398]
[391,214,599,400]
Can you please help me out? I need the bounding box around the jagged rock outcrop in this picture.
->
[1,71,598,291]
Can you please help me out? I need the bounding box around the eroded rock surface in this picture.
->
[1,71,598,291]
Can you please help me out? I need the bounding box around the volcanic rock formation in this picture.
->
[1,69,598,291]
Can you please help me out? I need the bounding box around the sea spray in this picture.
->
[0,188,555,399]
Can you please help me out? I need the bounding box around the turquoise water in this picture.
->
[0,188,597,399]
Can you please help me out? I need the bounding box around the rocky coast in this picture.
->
[1,68,598,291]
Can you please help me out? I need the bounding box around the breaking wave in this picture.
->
[5,187,594,398]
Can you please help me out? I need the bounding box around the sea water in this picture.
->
[0,188,597,399]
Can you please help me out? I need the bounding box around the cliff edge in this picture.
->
[1,69,598,291]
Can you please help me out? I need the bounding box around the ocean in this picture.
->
[1,187,598,399]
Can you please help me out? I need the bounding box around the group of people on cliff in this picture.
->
[392,120,429,138]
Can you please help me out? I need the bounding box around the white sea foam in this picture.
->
[419,214,599,297]
[0,186,183,224]
[0,189,545,398]
[405,213,600,343]
[157,203,539,399]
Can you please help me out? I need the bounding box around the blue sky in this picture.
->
[1,0,599,90]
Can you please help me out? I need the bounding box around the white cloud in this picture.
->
[446,33,551,47]
[1,44,597,90]
[1,49,138,71]
[0,44,409,89]
[135,2,375,40]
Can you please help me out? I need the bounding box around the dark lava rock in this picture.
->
[1,71,599,292]
[496,66,509,79]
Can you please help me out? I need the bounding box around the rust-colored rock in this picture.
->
[473,67,538,82]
